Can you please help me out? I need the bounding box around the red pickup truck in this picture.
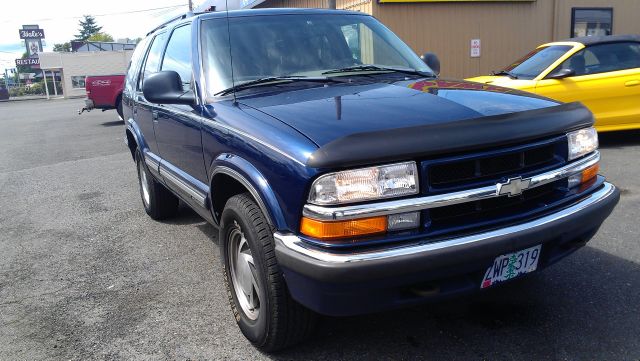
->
[79,74,125,118]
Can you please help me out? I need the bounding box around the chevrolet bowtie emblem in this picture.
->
[496,177,531,197]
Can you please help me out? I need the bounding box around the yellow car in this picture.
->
[468,35,640,132]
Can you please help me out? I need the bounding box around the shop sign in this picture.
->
[19,29,45,39]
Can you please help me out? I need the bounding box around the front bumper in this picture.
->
[274,182,619,316]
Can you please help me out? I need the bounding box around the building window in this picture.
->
[71,76,86,89]
[571,8,613,37]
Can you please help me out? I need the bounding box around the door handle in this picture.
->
[152,110,159,122]
[625,80,640,87]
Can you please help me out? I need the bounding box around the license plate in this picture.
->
[481,245,541,289]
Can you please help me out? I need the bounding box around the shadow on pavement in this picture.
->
[100,120,125,127]
[598,129,640,149]
[166,203,219,245]
[274,246,639,360]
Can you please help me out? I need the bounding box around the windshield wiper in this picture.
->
[214,76,344,96]
[492,70,519,79]
[322,65,434,77]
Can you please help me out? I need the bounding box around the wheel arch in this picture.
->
[125,128,137,161]
[124,120,146,161]
[209,154,287,230]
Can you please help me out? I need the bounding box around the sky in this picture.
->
[0,0,208,70]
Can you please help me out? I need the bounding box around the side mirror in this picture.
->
[143,70,195,105]
[547,68,575,80]
[421,52,440,76]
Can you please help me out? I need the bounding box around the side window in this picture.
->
[338,22,408,68]
[340,24,361,62]
[556,42,640,77]
[161,25,192,91]
[138,32,168,91]
[125,37,150,90]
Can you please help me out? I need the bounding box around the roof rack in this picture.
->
[146,12,195,36]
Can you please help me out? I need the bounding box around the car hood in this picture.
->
[240,78,557,146]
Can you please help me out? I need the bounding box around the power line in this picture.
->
[0,4,188,24]
[90,4,189,17]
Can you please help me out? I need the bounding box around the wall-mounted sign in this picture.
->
[19,29,45,39]
[470,39,481,58]
[16,57,40,66]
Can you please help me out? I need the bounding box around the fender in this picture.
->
[210,153,287,230]
[124,117,149,154]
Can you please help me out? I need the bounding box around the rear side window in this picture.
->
[161,25,192,91]
[125,37,150,90]
[138,32,168,90]
[556,42,640,76]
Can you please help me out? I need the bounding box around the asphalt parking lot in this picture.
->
[0,98,638,360]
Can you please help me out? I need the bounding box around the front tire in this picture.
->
[220,193,316,352]
[135,150,178,220]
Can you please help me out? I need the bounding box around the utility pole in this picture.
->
[328,0,336,9]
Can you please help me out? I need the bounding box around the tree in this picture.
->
[75,15,102,41]
[87,32,114,42]
[53,42,71,52]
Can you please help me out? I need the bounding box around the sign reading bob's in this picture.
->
[19,28,45,39]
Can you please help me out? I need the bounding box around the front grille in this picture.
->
[429,182,562,230]
[420,136,570,238]
[428,140,562,190]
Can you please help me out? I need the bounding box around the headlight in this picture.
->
[308,161,418,205]
[568,127,598,161]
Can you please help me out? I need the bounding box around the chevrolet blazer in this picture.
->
[122,8,619,351]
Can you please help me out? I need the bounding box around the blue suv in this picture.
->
[123,8,619,351]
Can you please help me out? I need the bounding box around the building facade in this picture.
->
[211,0,640,79]
[39,50,133,98]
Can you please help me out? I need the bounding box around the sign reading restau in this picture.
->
[16,58,40,66]
[19,29,45,39]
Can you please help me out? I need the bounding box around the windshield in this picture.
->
[502,45,573,79]
[201,14,431,98]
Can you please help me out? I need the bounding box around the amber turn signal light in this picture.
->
[300,216,387,240]
[578,163,599,191]
[581,163,599,183]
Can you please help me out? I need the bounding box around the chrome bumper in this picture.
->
[275,181,617,264]
[303,151,600,221]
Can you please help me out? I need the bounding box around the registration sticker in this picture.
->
[481,245,541,289]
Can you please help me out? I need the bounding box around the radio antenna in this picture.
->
[225,0,237,105]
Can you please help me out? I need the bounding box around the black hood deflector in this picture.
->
[307,102,593,169]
